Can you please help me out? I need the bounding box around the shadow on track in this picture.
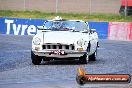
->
[41,60,82,65]
[39,59,102,65]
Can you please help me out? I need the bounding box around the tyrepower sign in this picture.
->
[0,17,108,39]
[0,17,46,35]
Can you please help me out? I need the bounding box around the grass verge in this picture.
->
[0,10,132,22]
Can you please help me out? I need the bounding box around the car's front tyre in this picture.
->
[89,45,97,61]
[31,51,42,65]
[79,44,90,64]
[89,52,96,61]
[79,54,88,64]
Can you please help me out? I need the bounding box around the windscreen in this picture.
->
[43,20,88,31]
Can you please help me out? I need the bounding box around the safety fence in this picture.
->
[0,0,121,14]
[0,17,132,41]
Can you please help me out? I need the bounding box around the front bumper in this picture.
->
[32,49,87,58]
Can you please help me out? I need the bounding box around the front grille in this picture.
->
[43,44,75,50]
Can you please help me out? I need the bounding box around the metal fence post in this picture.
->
[125,0,128,16]
[89,0,92,15]
[24,0,26,11]
[56,0,58,13]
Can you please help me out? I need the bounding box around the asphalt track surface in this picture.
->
[0,34,132,88]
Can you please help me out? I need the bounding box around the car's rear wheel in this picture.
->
[31,51,42,65]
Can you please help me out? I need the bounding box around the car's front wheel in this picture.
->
[89,52,96,61]
[31,51,42,65]
[79,43,90,64]
[79,54,88,64]
[89,45,97,61]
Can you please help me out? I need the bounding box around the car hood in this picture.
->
[43,31,88,44]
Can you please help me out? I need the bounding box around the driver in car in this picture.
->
[51,16,63,31]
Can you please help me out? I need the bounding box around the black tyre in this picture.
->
[89,52,96,61]
[79,54,88,64]
[79,43,90,64]
[76,75,87,85]
[89,42,98,61]
[31,51,42,65]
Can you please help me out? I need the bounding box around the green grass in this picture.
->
[0,10,132,22]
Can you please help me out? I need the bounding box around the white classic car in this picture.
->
[31,16,99,65]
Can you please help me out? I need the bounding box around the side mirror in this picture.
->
[81,30,89,33]
[37,26,44,30]
[37,26,51,32]
[91,29,96,32]
[90,29,96,33]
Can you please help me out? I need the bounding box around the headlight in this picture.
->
[77,39,86,47]
[33,37,41,45]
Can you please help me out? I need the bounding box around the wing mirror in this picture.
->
[37,26,44,30]
[81,30,89,33]
[37,26,51,32]
[90,29,96,33]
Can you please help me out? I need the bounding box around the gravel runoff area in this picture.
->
[0,34,132,88]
